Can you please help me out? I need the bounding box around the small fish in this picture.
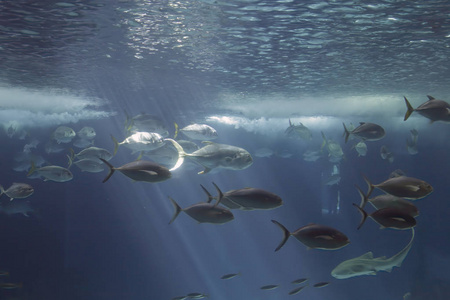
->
[260,284,279,290]
[0,282,23,289]
[27,164,73,182]
[343,122,385,143]
[0,200,34,217]
[100,159,171,183]
[380,145,393,162]
[186,292,208,299]
[404,95,450,123]
[69,147,113,164]
[77,126,96,140]
[353,203,416,230]
[112,132,165,155]
[313,282,330,288]
[406,129,419,155]
[323,174,341,186]
[171,296,188,300]
[363,174,433,200]
[271,220,350,251]
[220,272,241,280]
[52,126,76,144]
[354,141,368,156]
[291,278,308,285]
[0,183,34,201]
[303,150,321,162]
[176,123,218,140]
[169,197,234,225]
[72,138,94,149]
[321,132,344,163]
[288,285,307,295]
[285,119,312,140]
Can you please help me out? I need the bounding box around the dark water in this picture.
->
[0,1,449,299]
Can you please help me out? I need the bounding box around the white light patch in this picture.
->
[0,86,115,129]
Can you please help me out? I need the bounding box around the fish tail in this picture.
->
[164,138,185,171]
[288,118,293,126]
[173,122,179,139]
[212,182,224,206]
[355,184,369,208]
[168,197,182,224]
[352,203,368,230]
[111,135,119,156]
[362,174,375,199]
[99,158,115,183]
[342,123,350,143]
[27,161,36,177]
[200,184,215,203]
[0,185,4,198]
[271,219,291,252]
[403,96,415,121]
[66,154,73,169]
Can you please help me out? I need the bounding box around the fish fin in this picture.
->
[27,161,37,177]
[99,158,115,183]
[361,174,375,199]
[355,184,369,208]
[403,96,415,121]
[198,167,211,175]
[314,235,333,240]
[426,95,435,101]
[385,267,393,273]
[342,123,350,143]
[352,203,368,230]
[164,138,185,171]
[271,220,291,252]
[0,185,4,197]
[66,154,73,169]
[359,252,373,259]
[9,198,14,202]
[111,135,119,156]
[200,184,215,203]
[320,131,326,151]
[211,182,224,206]
[136,152,143,161]
[173,122,179,139]
[168,197,182,224]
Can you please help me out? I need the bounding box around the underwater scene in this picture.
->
[0,1,449,299]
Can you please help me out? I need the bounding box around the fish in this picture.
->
[177,140,200,153]
[72,138,94,149]
[354,141,367,156]
[353,203,416,230]
[343,122,385,143]
[52,126,76,144]
[404,95,450,123]
[27,164,73,182]
[186,293,208,299]
[143,143,180,168]
[406,129,419,155]
[77,126,96,140]
[69,147,113,165]
[356,185,419,217]
[176,123,218,140]
[285,119,312,140]
[112,132,165,155]
[212,182,283,210]
[0,183,34,201]
[291,278,308,285]
[313,282,330,288]
[0,282,23,289]
[220,272,241,280]
[323,174,341,186]
[171,296,188,300]
[260,285,279,290]
[288,285,307,295]
[100,159,171,183]
[380,145,393,162]
[169,197,234,224]
[321,132,344,163]
[303,150,321,162]
[125,113,169,137]
[72,158,105,173]
[0,200,35,217]
[45,140,66,154]
[271,220,350,251]
[176,141,253,174]
[201,184,242,209]
[331,228,415,279]
[363,174,433,200]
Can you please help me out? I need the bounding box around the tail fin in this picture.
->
[67,154,73,168]
[99,158,115,183]
[212,182,224,206]
[164,138,185,171]
[320,131,327,152]
[173,122,179,139]
[403,97,415,121]
[362,174,375,199]
[271,220,291,252]
[355,184,369,208]
[352,203,369,230]
[111,135,119,156]
[0,185,4,198]
[168,197,183,224]
[343,123,350,143]
[200,184,215,203]
[27,161,37,177]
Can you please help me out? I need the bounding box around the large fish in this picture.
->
[353,203,416,230]
[27,164,73,182]
[100,159,171,183]
[169,197,234,224]
[331,228,415,279]
[0,183,34,201]
[173,141,253,174]
[212,182,283,210]
[363,174,433,200]
[271,220,350,251]
[404,95,450,123]
[343,122,385,143]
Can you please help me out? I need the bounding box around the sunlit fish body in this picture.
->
[364,174,433,200]
[177,140,199,153]
[178,141,253,174]
[52,126,76,144]
[0,183,34,201]
[0,200,34,217]
[100,159,171,183]
[169,197,234,224]
[126,113,169,137]
[404,95,450,123]
[353,204,416,230]
[177,123,218,140]
[355,141,367,156]
[285,119,312,140]
[212,182,283,210]
[331,228,414,279]
[220,272,241,280]
[28,165,73,182]
[321,132,344,162]
[112,132,165,155]
[271,220,349,251]
[71,147,113,162]
[343,122,385,143]
[77,126,96,140]
[73,159,105,173]
[143,144,179,168]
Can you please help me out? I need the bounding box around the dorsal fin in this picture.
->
[427,95,436,101]
[358,252,373,259]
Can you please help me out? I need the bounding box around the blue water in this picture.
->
[0,1,449,299]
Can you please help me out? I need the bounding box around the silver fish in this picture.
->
[404,95,450,123]
[112,132,165,155]
[220,272,241,280]
[177,123,218,140]
[125,113,169,137]
[260,285,279,290]
[285,119,312,140]
[363,174,433,200]
[0,183,34,201]
[73,159,105,173]
[71,147,113,163]
[354,141,367,156]
[52,126,76,144]
[288,285,307,295]
[77,126,96,140]
[27,165,73,182]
